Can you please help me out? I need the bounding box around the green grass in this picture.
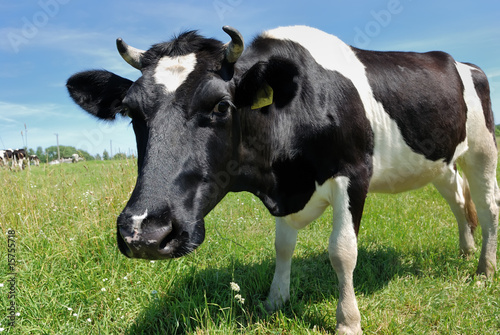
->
[0,160,499,334]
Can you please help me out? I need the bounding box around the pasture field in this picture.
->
[0,159,499,334]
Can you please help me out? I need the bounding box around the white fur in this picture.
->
[154,53,197,93]
[328,177,361,335]
[265,217,298,310]
[125,210,149,245]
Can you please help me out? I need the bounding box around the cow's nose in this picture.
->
[116,213,176,259]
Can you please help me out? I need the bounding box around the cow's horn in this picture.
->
[116,38,144,70]
[222,26,244,63]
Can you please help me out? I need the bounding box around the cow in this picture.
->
[0,149,14,167]
[29,155,40,166]
[0,150,7,166]
[12,149,26,170]
[66,26,498,334]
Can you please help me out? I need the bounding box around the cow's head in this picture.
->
[66,27,251,259]
[68,26,295,259]
[67,26,299,259]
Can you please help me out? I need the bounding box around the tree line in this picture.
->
[27,145,134,163]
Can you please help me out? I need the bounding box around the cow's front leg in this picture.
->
[329,176,365,335]
[265,216,298,310]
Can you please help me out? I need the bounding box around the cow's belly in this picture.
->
[368,125,467,194]
[368,158,448,193]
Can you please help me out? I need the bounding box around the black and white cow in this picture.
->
[0,149,14,167]
[0,150,8,166]
[13,149,26,170]
[67,26,498,334]
[29,155,40,166]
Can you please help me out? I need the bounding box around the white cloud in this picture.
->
[0,101,77,120]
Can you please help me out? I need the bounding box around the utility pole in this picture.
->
[24,124,28,151]
[25,124,30,170]
[54,133,60,161]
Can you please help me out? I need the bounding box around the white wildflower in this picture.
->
[0,327,4,332]
[0,283,3,287]
[234,294,245,304]
[230,282,240,292]
[67,307,73,311]
[87,318,92,322]
[73,313,78,317]
[101,288,106,292]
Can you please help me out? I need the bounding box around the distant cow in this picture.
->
[0,149,13,167]
[0,150,8,166]
[12,149,26,170]
[29,155,40,166]
[67,26,498,334]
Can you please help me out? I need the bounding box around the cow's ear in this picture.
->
[67,70,133,120]
[236,58,299,109]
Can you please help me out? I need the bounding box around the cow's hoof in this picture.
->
[459,246,476,257]
[336,323,362,335]
[476,262,496,278]
[263,299,281,313]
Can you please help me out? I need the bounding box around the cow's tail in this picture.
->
[462,174,478,234]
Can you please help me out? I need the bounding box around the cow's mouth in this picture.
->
[116,220,205,259]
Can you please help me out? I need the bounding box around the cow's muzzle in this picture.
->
[116,213,205,259]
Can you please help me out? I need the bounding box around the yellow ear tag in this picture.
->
[251,83,273,110]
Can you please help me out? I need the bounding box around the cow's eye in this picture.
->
[214,100,232,115]
[122,105,131,118]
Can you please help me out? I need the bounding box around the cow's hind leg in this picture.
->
[460,149,499,277]
[433,166,477,256]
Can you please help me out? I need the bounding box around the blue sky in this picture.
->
[0,0,499,156]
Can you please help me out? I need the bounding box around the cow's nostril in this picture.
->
[117,227,133,258]
[159,233,174,250]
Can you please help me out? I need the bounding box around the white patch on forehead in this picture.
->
[154,53,197,92]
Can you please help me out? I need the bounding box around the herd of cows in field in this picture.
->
[0,149,39,170]
[0,149,83,170]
